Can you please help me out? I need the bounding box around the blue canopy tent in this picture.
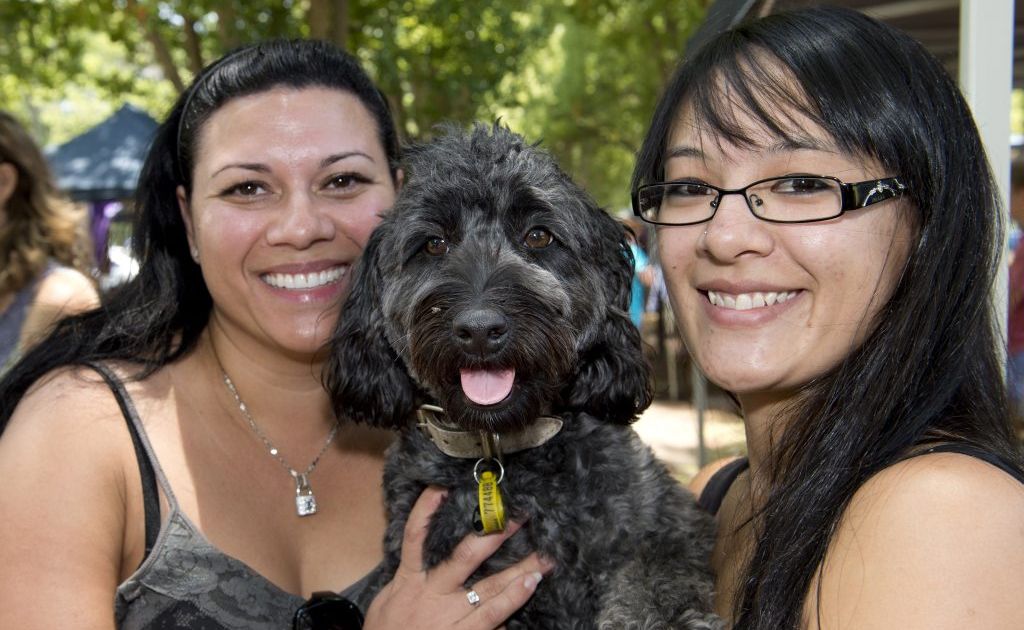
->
[47,104,157,283]
[48,103,158,202]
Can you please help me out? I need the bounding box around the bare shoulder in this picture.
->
[2,365,135,497]
[20,269,99,350]
[814,451,1024,629]
[34,267,99,311]
[9,364,123,429]
[688,455,744,497]
[0,365,139,627]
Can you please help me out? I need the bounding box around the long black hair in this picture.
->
[0,39,400,430]
[633,7,1021,629]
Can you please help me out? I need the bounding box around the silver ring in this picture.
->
[472,458,505,485]
[466,589,481,607]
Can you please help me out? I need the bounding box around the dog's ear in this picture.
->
[325,222,418,428]
[565,215,653,424]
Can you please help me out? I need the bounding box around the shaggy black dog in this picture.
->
[327,123,719,629]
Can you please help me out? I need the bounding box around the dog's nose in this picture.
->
[453,308,509,354]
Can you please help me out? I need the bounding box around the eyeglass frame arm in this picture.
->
[842,176,906,210]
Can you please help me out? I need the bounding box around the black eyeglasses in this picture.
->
[631,175,906,226]
[293,592,364,630]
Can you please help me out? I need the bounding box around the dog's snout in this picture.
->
[453,308,509,353]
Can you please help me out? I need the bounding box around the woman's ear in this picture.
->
[0,162,19,208]
[176,185,199,262]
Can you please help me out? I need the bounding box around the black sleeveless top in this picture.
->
[697,444,1024,516]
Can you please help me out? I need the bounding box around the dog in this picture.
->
[327,123,719,629]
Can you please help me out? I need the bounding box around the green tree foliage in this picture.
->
[0,0,707,207]
[492,0,705,208]
[348,1,549,138]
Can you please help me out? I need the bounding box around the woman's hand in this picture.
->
[364,487,552,630]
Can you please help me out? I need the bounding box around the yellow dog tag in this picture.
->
[476,470,506,534]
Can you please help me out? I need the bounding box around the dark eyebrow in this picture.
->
[665,145,703,160]
[766,136,835,153]
[211,163,270,178]
[320,151,374,169]
[666,137,836,162]
[209,151,376,178]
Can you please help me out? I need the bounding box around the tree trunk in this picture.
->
[333,0,349,50]
[308,0,330,41]
[125,0,185,92]
[216,3,239,51]
[146,28,186,92]
[308,0,349,48]
[183,14,204,75]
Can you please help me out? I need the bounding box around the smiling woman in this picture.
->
[0,40,547,630]
[179,87,393,358]
[632,6,1024,630]
[658,118,915,397]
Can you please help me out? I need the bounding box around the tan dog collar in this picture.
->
[416,404,564,459]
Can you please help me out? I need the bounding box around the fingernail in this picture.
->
[523,571,543,590]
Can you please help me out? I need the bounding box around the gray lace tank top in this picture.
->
[92,364,376,629]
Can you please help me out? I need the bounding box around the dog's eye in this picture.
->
[424,237,450,256]
[524,228,553,249]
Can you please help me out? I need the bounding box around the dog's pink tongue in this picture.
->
[460,368,515,405]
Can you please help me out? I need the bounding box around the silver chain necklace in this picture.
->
[220,370,340,517]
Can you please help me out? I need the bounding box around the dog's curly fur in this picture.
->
[327,123,720,629]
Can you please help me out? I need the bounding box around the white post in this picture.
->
[959,0,1014,346]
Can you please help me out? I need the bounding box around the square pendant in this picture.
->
[296,493,317,517]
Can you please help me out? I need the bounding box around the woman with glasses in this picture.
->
[0,41,546,630]
[632,6,1024,629]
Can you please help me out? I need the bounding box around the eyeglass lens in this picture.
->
[639,176,843,224]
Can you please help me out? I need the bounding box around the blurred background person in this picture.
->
[623,216,654,329]
[0,111,98,373]
[1006,160,1024,421]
